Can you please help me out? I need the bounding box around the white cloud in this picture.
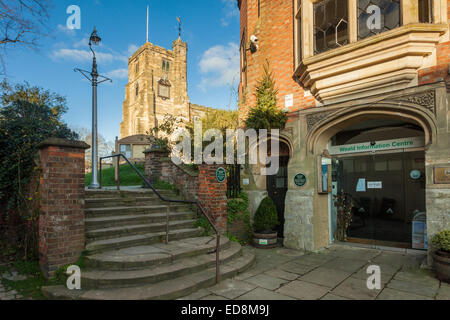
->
[221,0,239,27]
[56,24,76,36]
[198,42,239,91]
[128,44,140,55]
[51,48,126,64]
[105,68,129,79]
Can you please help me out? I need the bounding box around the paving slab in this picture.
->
[236,287,295,300]
[331,276,382,300]
[371,252,413,268]
[200,294,229,300]
[276,280,330,300]
[352,263,399,284]
[436,283,450,300]
[291,254,336,267]
[393,269,440,287]
[377,288,433,300]
[326,246,381,261]
[206,279,257,299]
[321,257,367,273]
[178,289,211,300]
[263,269,299,281]
[244,274,289,291]
[320,293,351,300]
[300,267,352,288]
[278,261,316,275]
[386,279,439,298]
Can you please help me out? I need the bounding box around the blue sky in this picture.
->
[3,0,240,143]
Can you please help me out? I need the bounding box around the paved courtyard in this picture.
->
[180,244,450,300]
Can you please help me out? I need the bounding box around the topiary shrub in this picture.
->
[253,197,279,233]
[432,230,450,253]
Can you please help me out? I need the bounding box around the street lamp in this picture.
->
[75,27,112,189]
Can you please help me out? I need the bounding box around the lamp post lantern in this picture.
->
[75,27,112,189]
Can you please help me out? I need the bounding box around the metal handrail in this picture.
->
[99,153,221,284]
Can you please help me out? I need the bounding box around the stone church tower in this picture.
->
[120,38,191,138]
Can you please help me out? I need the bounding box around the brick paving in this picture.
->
[181,244,450,300]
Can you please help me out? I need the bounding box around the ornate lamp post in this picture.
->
[75,27,112,189]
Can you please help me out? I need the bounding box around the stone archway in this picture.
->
[306,101,438,156]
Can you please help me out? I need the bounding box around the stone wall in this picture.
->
[38,138,89,278]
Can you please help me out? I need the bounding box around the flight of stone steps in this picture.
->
[42,188,255,300]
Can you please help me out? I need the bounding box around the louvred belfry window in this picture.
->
[158,78,171,100]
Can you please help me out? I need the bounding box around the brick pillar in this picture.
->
[197,164,228,234]
[38,138,89,278]
[144,148,170,183]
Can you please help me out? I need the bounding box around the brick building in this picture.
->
[238,0,449,259]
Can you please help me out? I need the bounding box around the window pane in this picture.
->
[314,0,348,54]
[358,0,400,40]
[418,0,432,23]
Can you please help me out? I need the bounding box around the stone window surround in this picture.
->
[294,0,448,68]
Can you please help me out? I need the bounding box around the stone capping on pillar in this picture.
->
[38,138,90,278]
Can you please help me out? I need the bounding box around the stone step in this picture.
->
[85,204,193,218]
[41,252,256,300]
[86,196,184,209]
[85,212,196,230]
[85,228,204,254]
[85,189,177,199]
[81,242,242,289]
[85,220,197,242]
[85,236,231,270]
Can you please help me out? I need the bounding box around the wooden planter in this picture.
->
[252,231,278,249]
[433,250,450,283]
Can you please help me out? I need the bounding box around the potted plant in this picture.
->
[431,230,450,283]
[252,197,279,248]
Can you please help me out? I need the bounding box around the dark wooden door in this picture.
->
[267,156,289,237]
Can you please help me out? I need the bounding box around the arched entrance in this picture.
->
[306,102,437,248]
[266,141,291,238]
[329,119,426,246]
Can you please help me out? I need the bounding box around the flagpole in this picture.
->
[146,6,149,42]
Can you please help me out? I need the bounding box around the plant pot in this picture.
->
[252,231,278,249]
[433,250,450,283]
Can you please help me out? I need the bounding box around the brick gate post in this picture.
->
[197,164,228,234]
[143,148,170,183]
[37,138,90,278]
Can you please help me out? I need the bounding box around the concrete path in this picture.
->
[180,244,450,300]
[0,263,25,300]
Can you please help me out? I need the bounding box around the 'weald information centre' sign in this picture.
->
[329,137,425,155]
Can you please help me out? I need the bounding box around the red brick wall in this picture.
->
[238,0,315,123]
[197,165,227,233]
[418,41,450,85]
[38,138,89,278]
[144,152,228,233]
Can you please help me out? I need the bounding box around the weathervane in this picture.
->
[177,17,182,39]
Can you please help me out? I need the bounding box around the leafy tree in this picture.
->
[0,80,77,259]
[245,62,287,130]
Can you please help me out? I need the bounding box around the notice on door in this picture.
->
[367,181,382,189]
[356,179,366,192]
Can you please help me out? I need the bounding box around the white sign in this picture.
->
[242,178,249,186]
[329,137,425,155]
[367,181,382,189]
[356,179,366,192]
[285,94,293,108]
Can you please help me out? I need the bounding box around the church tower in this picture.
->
[119,38,190,139]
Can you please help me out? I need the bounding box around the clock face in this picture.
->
[410,170,421,180]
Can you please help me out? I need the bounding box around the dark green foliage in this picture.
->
[195,215,213,236]
[432,230,450,253]
[245,62,287,130]
[227,192,252,244]
[0,80,78,260]
[253,197,279,233]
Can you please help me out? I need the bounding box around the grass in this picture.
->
[85,163,145,187]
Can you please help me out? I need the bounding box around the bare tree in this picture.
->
[73,126,115,170]
[0,0,51,73]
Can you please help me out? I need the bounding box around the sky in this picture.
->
[3,0,240,143]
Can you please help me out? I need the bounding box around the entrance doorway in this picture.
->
[332,151,426,246]
[266,141,290,238]
[329,120,426,248]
